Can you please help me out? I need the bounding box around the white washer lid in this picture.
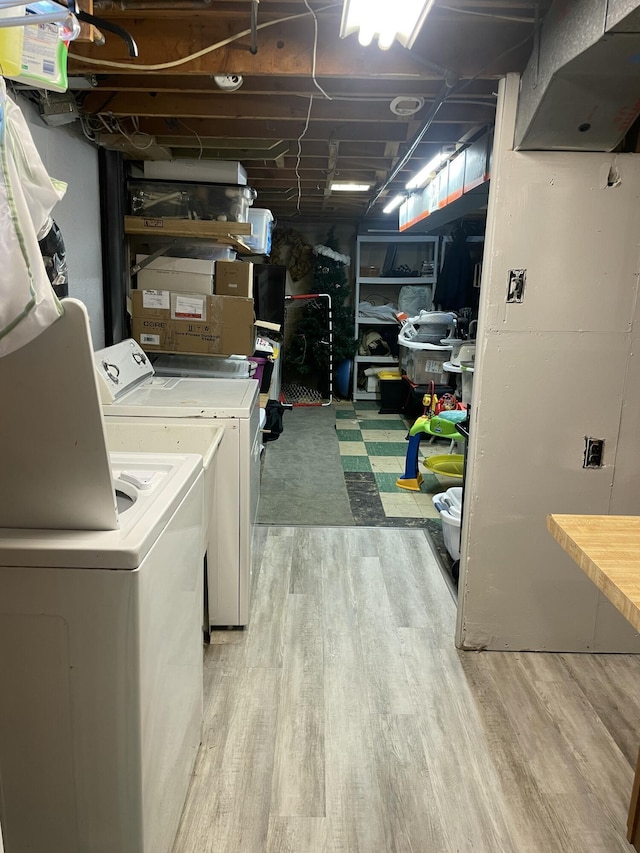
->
[0,451,203,569]
[0,299,119,531]
[103,376,259,419]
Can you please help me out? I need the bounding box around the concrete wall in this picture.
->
[20,95,105,348]
[456,74,640,652]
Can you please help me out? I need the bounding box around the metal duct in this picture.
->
[515,0,640,151]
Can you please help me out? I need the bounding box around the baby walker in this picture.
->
[396,386,466,492]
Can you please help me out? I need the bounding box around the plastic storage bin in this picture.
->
[400,345,450,384]
[152,354,257,379]
[246,208,274,254]
[128,179,256,223]
[252,356,273,393]
[432,486,463,560]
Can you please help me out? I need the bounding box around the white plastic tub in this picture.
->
[432,486,463,560]
[246,208,274,254]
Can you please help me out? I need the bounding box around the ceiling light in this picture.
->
[405,147,455,191]
[330,182,371,192]
[213,74,243,92]
[390,96,424,117]
[383,194,404,214]
[340,0,436,51]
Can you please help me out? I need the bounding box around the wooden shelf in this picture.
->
[359,276,435,285]
[124,216,252,252]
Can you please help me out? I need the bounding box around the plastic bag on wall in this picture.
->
[38,218,69,298]
[398,285,432,316]
[0,79,66,358]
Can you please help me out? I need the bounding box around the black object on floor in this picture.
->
[262,400,292,442]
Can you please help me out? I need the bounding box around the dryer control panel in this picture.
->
[94,339,155,403]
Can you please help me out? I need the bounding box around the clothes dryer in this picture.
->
[94,339,260,628]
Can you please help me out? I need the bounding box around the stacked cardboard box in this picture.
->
[130,289,255,356]
[215,260,253,297]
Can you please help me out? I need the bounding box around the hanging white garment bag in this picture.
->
[0,78,66,358]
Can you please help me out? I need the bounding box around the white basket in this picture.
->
[432,487,463,560]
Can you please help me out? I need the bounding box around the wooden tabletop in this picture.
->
[547,514,640,633]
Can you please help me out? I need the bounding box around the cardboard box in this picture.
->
[130,289,255,356]
[215,260,253,297]
[136,255,214,295]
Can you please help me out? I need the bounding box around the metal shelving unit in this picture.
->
[352,234,439,401]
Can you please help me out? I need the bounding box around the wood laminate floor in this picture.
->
[173,526,640,853]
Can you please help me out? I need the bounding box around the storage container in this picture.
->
[432,486,463,560]
[252,356,273,393]
[128,179,256,223]
[377,369,404,414]
[246,208,274,254]
[143,159,247,185]
[152,353,257,379]
[399,345,450,384]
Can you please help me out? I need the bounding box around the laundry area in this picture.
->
[3,1,640,852]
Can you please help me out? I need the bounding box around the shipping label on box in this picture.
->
[172,294,206,320]
[142,289,170,310]
[215,260,253,297]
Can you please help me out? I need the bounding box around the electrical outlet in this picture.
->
[583,437,604,469]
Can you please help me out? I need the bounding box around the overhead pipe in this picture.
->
[250,0,259,55]
[364,76,456,216]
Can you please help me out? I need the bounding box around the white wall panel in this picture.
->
[457,75,640,652]
[461,331,639,651]
[482,152,640,335]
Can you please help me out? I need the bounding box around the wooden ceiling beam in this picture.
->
[128,117,471,142]
[69,17,433,76]
[86,74,497,98]
[81,91,495,124]
[69,12,535,78]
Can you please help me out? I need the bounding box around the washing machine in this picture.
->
[0,300,206,853]
[94,339,261,628]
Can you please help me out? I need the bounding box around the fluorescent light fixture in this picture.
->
[405,146,455,190]
[382,194,404,214]
[330,182,371,192]
[340,0,436,51]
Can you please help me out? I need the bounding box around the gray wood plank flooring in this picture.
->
[173,526,640,853]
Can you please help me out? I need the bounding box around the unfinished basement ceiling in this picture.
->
[68,0,550,224]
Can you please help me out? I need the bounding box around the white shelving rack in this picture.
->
[352,234,439,401]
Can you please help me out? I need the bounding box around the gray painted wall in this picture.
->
[456,75,640,653]
[20,95,105,348]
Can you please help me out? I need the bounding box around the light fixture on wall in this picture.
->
[382,194,405,214]
[340,0,436,50]
[405,146,455,190]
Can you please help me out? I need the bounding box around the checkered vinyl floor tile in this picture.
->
[334,401,464,527]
